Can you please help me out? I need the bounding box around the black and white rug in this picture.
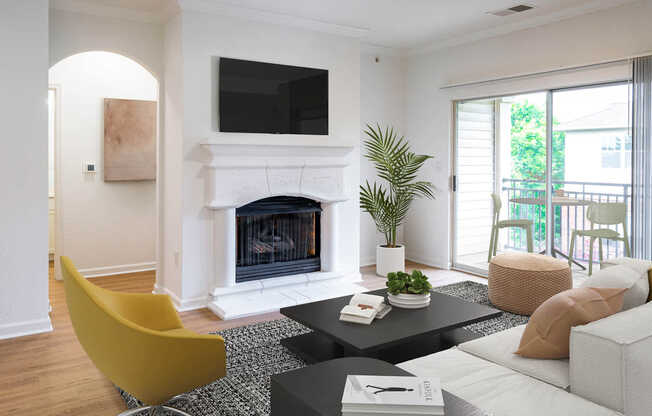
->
[119,281,529,415]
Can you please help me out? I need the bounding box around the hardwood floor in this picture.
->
[0,261,478,415]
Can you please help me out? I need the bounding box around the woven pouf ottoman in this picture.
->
[488,252,572,315]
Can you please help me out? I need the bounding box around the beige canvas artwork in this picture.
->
[104,98,157,181]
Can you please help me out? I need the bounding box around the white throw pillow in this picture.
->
[580,264,649,310]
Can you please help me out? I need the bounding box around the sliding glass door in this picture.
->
[453,93,549,274]
[551,83,631,271]
[452,82,631,276]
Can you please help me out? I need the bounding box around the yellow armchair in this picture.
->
[61,256,226,415]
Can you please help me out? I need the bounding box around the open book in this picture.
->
[339,293,392,325]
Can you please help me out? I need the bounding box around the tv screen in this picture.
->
[219,58,328,135]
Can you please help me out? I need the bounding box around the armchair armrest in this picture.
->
[100,290,184,331]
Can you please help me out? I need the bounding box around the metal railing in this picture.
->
[501,178,631,263]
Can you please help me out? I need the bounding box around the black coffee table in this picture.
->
[271,357,487,416]
[281,288,501,364]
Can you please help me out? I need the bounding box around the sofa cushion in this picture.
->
[516,287,626,359]
[600,257,652,303]
[581,263,650,309]
[570,301,652,416]
[458,325,569,389]
[398,348,619,416]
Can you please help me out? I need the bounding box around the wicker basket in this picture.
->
[488,253,572,315]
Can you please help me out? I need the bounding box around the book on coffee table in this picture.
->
[341,375,444,415]
[340,294,392,325]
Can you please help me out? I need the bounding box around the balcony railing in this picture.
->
[502,178,631,263]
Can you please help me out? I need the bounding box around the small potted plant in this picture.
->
[360,124,435,277]
[386,270,432,309]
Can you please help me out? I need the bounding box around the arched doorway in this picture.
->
[48,51,160,284]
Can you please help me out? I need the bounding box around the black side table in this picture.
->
[271,357,487,416]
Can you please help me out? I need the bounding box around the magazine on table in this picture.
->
[339,293,392,324]
[341,375,444,415]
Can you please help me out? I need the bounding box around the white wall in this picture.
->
[359,50,405,266]
[49,8,165,280]
[404,0,652,269]
[49,9,163,79]
[0,0,51,339]
[48,52,158,276]
[159,10,362,306]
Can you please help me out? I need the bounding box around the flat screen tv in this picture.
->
[219,58,328,135]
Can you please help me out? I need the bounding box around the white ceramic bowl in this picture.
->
[387,293,431,309]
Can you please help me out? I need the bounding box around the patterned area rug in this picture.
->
[119,280,528,415]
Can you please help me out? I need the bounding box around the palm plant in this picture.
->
[360,124,436,248]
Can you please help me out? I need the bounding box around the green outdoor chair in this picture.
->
[488,193,534,262]
[568,202,631,276]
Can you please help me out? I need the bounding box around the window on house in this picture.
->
[601,136,622,168]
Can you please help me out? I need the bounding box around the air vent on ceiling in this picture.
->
[487,4,534,17]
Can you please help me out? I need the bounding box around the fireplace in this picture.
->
[236,196,321,282]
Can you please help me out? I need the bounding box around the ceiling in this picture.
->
[53,0,637,51]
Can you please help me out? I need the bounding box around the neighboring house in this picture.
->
[557,102,631,188]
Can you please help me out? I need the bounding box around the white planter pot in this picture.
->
[376,245,405,277]
[387,292,431,309]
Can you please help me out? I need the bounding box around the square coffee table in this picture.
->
[271,357,487,416]
[281,288,501,364]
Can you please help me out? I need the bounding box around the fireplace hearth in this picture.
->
[236,196,321,282]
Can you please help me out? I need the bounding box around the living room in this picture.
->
[2,0,652,415]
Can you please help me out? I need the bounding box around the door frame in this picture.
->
[450,80,631,275]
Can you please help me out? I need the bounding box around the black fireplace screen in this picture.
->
[236,196,321,282]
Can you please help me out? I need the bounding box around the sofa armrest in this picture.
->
[570,302,652,415]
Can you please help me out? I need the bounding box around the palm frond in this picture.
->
[361,124,437,246]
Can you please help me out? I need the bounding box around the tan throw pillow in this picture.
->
[515,287,626,359]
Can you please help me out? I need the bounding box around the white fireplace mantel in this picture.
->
[200,141,354,209]
[199,141,364,319]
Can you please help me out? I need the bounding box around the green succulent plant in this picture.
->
[386,270,432,295]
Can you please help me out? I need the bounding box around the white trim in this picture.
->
[360,43,405,58]
[49,0,178,23]
[409,0,640,56]
[360,256,376,267]
[178,0,369,39]
[406,255,450,271]
[77,262,157,278]
[0,317,53,340]
[153,284,208,312]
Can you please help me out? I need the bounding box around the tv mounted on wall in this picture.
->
[218,58,328,135]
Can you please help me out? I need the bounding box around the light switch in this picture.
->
[83,161,96,173]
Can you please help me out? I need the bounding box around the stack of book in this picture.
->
[339,294,392,325]
[341,375,445,415]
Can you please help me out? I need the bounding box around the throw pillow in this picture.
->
[580,263,649,310]
[515,287,626,359]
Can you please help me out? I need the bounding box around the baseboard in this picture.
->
[78,262,157,278]
[406,255,450,270]
[0,317,53,340]
[360,256,376,267]
[153,284,208,312]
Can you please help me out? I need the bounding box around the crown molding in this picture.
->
[177,0,369,39]
[408,0,639,56]
[50,0,178,24]
[360,43,406,58]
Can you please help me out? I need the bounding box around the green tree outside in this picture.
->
[508,101,566,247]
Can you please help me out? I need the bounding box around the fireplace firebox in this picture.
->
[235,196,321,283]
